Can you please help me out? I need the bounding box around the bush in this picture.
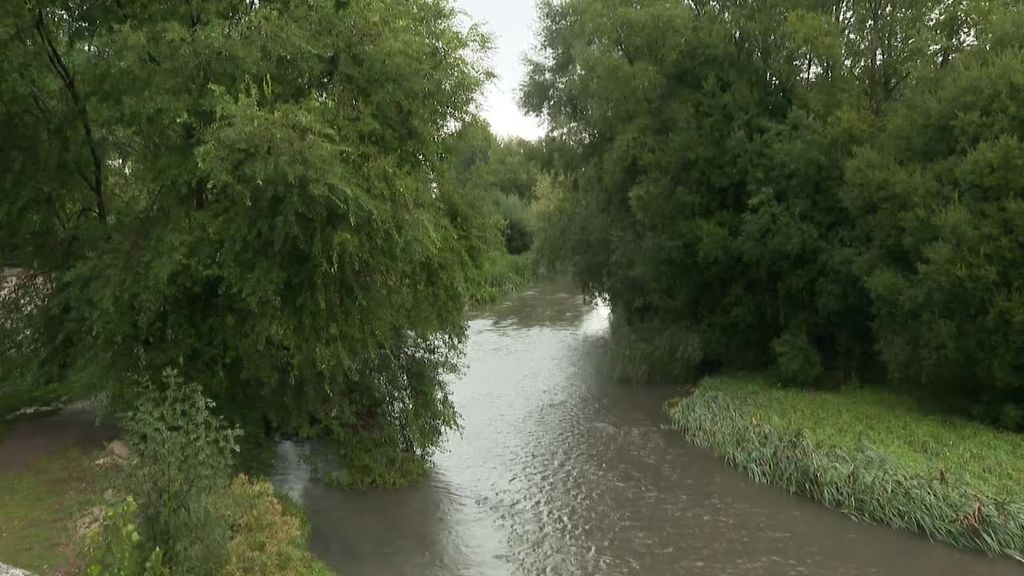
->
[496,194,534,255]
[89,477,334,576]
[611,319,704,385]
[222,476,333,576]
[772,329,824,387]
[86,498,170,576]
[470,251,532,305]
[971,398,1024,433]
[90,375,332,575]
[121,370,241,576]
[315,428,433,490]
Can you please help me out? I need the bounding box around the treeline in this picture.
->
[525,0,1024,427]
[445,120,546,301]
[0,0,502,485]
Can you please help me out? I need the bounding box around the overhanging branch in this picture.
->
[33,5,107,226]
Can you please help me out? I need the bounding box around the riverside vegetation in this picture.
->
[0,0,543,573]
[525,0,1024,560]
[4,0,1024,571]
[0,373,332,576]
[445,120,548,305]
[668,376,1024,560]
[526,0,1024,424]
[83,373,333,576]
[0,0,540,493]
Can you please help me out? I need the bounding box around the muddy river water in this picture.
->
[273,282,1023,576]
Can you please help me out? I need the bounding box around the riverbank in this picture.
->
[667,375,1024,561]
[470,252,533,305]
[0,412,334,576]
[0,448,111,574]
[0,410,117,573]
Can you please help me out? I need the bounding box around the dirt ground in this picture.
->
[0,409,115,475]
[0,409,116,575]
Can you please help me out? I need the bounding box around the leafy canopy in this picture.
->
[526,0,1024,424]
[1,0,496,480]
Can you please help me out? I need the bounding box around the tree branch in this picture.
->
[34,5,107,226]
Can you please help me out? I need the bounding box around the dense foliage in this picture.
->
[443,120,546,301]
[222,476,334,576]
[525,0,1024,424]
[88,498,172,576]
[844,17,1024,422]
[91,374,333,575]
[669,377,1024,561]
[107,373,240,576]
[0,0,495,480]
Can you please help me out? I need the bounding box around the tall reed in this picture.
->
[667,390,1024,562]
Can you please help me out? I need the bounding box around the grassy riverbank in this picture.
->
[0,441,333,575]
[0,448,111,573]
[471,252,533,305]
[667,375,1024,561]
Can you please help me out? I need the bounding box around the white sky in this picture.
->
[456,1,546,140]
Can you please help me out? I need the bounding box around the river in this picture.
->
[272,281,1023,576]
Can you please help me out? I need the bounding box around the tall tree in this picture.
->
[525,0,866,378]
[525,0,1021,411]
[844,5,1024,422]
[0,0,494,484]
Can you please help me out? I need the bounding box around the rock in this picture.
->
[93,455,121,468]
[107,439,131,460]
[75,506,106,538]
[0,563,34,576]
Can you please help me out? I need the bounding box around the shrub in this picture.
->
[772,329,824,387]
[496,194,534,255]
[611,319,704,385]
[122,370,241,576]
[86,498,170,576]
[972,399,1024,433]
[318,430,432,490]
[89,477,334,576]
[223,476,333,576]
[470,251,532,305]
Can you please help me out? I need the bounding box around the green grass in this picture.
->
[668,374,1024,561]
[469,251,532,305]
[700,375,1024,500]
[0,448,112,574]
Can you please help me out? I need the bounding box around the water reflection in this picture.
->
[275,280,1022,576]
[469,278,600,331]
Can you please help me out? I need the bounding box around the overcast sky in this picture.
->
[456,1,546,140]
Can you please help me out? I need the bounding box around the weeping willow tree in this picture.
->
[0,0,498,485]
